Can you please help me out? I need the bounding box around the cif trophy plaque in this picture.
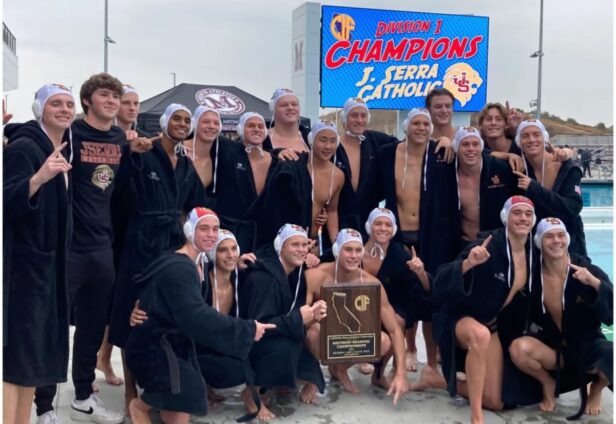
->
[319,282,381,364]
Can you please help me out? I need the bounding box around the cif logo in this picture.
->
[330,13,355,41]
[354,295,370,312]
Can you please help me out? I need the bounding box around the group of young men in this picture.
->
[3,72,612,424]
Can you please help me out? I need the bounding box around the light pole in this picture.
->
[104,0,116,72]
[530,0,544,119]
[171,72,176,87]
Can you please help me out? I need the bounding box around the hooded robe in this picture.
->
[432,228,539,406]
[126,252,255,415]
[239,245,325,392]
[3,121,72,386]
[109,139,206,348]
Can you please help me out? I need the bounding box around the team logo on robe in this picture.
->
[195,88,245,115]
[491,175,501,185]
[147,171,160,181]
[442,63,483,107]
[91,165,114,191]
[494,272,506,283]
[236,162,246,171]
[574,185,582,196]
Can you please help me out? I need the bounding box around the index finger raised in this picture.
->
[480,235,493,248]
[411,245,417,259]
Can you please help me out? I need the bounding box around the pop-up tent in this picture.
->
[137,83,310,134]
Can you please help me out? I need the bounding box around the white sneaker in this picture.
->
[70,394,124,424]
[36,411,60,424]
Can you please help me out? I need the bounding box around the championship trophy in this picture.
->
[319,282,381,364]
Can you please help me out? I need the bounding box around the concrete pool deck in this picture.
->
[36,328,613,423]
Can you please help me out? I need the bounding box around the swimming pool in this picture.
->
[582,183,613,207]
[581,207,613,340]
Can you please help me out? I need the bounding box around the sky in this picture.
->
[3,0,614,126]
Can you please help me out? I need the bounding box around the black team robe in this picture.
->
[528,254,613,397]
[453,152,518,251]
[262,124,310,152]
[126,253,255,415]
[378,140,458,276]
[3,121,72,386]
[378,140,457,324]
[525,159,587,258]
[239,245,325,392]
[246,154,312,249]
[375,241,432,328]
[336,130,398,238]
[432,228,538,406]
[212,140,312,252]
[109,139,206,348]
[197,264,247,389]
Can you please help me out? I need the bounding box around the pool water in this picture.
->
[582,183,613,207]
[581,207,613,341]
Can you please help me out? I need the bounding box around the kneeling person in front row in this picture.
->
[304,228,410,405]
[126,208,274,424]
[430,196,537,424]
[239,224,328,420]
[509,217,613,416]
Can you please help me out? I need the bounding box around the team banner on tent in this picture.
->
[320,6,489,111]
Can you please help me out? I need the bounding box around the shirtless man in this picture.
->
[266,88,309,152]
[452,126,516,247]
[378,108,458,373]
[185,106,222,192]
[509,218,612,417]
[513,119,587,258]
[303,229,410,405]
[306,120,344,249]
[429,196,537,424]
[335,98,398,235]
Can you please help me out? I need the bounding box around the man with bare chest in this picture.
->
[184,106,233,202]
[513,119,587,258]
[452,127,516,250]
[305,121,345,250]
[303,229,409,405]
[378,108,458,371]
[428,196,537,424]
[335,98,398,236]
[213,112,276,252]
[509,218,612,418]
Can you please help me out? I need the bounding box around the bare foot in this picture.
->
[128,398,152,424]
[125,395,136,418]
[409,366,446,391]
[242,388,276,420]
[96,358,124,386]
[300,383,318,404]
[371,370,390,390]
[208,387,225,405]
[329,365,360,394]
[92,382,99,392]
[539,378,556,412]
[405,350,417,372]
[358,363,374,375]
[585,381,603,415]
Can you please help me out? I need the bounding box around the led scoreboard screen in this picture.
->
[320,6,489,111]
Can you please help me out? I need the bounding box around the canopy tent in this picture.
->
[137,83,310,134]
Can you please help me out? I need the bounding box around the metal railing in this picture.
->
[3,23,16,54]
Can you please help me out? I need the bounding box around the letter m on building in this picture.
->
[294,40,303,72]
